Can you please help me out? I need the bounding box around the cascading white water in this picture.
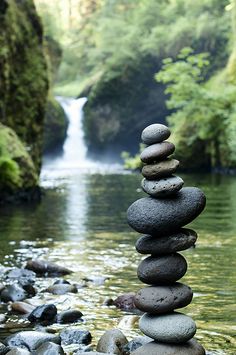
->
[57,96,88,168]
[41,96,123,184]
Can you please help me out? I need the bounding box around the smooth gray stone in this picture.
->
[60,328,91,345]
[131,339,205,354]
[139,312,196,343]
[1,285,27,303]
[142,159,179,179]
[140,142,175,163]
[137,254,187,284]
[5,331,60,351]
[6,349,31,355]
[134,283,193,314]
[6,268,36,286]
[127,187,206,235]
[121,336,152,354]
[141,124,171,145]
[56,309,83,323]
[135,228,198,255]
[45,284,78,295]
[96,329,128,354]
[141,176,184,197]
[26,259,72,276]
[33,342,65,354]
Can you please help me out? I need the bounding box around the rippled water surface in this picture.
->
[0,170,235,354]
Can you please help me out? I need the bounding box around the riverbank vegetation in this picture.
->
[35,0,236,170]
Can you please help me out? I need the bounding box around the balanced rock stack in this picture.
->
[127,124,206,355]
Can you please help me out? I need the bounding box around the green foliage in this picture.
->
[121,144,144,171]
[0,157,21,189]
[0,124,38,191]
[156,47,236,169]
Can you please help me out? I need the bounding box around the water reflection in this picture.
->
[0,172,235,353]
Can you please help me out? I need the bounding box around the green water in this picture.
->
[0,170,235,354]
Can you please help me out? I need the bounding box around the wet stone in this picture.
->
[45,284,78,295]
[11,302,35,315]
[25,259,72,276]
[57,309,83,324]
[1,284,27,303]
[4,331,60,351]
[141,124,171,145]
[6,269,36,286]
[140,142,175,163]
[121,336,152,354]
[139,312,196,343]
[28,304,57,323]
[113,293,136,311]
[142,159,179,180]
[96,329,128,354]
[134,283,193,314]
[131,339,206,355]
[141,176,184,197]
[6,348,31,355]
[137,254,187,284]
[60,328,92,346]
[33,342,65,355]
[127,187,206,235]
[135,229,198,255]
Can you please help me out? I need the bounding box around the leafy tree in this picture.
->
[156,48,236,169]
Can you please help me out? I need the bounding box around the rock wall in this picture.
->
[0,0,48,172]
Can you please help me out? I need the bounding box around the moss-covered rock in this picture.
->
[0,123,39,203]
[43,96,68,153]
[0,0,48,172]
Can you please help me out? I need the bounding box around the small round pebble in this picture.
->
[134,283,193,314]
[135,228,198,255]
[139,312,196,343]
[131,339,205,355]
[140,142,175,163]
[142,159,179,179]
[137,254,187,284]
[141,124,170,145]
[141,176,184,197]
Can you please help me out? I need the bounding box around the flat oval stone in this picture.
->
[141,176,184,197]
[140,142,175,163]
[142,159,179,179]
[141,124,170,145]
[134,283,193,314]
[137,254,187,284]
[131,339,205,355]
[136,228,198,255]
[139,312,196,343]
[127,187,206,235]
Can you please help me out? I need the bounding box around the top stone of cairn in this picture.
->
[141,123,171,145]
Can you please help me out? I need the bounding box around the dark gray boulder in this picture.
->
[135,229,198,255]
[137,254,187,284]
[127,187,206,235]
[134,283,193,314]
[131,339,205,354]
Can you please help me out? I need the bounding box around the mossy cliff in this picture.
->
[0,124,39,203]
[0,0,48,172]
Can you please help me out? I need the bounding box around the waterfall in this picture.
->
[57,97,88,168]
[41,96,123,183]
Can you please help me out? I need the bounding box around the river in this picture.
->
[0,98,235,354]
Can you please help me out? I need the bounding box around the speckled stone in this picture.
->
[131,339,206,355]
[135,229,198,255]
[139,312,196,343]
[137,254,187,284]
[142,159,179,180]
[127,187,206,235]
[141,124,171,145]
[134,283,193,314]
[141,176,184,197]
[140,142,175,163]
[96,329,128,354]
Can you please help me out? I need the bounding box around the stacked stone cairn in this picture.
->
[127,124,206,355]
